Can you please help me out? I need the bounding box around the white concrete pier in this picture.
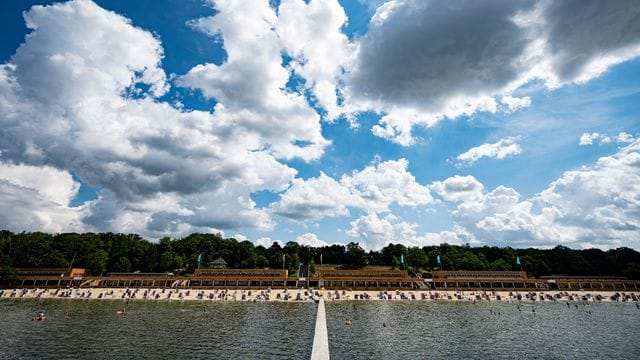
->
[310,298,330,360]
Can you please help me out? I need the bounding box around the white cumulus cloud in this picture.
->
[430,175,484,203]
[271,173,352,221]
[436,140,640,248]
[346,213,476,249]
[579,132,636,146]
[0,162,88,233]
[277,0,353,121]
[177,0,330,162]
[456,137,522,166]
[346,213,421,249]
[272,158,434,221]
[295,233,330,248]
[500,95,532,112]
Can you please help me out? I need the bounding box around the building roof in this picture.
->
[211,257,227,265]
[432,270,527,280]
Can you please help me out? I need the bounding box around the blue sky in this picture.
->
[1,0,639,250]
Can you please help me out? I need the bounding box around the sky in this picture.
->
[1,0,639,250]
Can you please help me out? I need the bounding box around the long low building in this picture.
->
[427,271,640,291]
[96,272,177,288]
[540,276,640,291]
[315,269,416,290]
[7,268,87,288]
[3,268,640,291]
[190,269,290,288]
[428,270,544,290]
[2,268,418,290]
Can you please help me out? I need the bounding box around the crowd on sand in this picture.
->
[4,287,640,321]
[2,287,640,304]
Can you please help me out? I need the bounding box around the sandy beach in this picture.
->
[2,287,639,303]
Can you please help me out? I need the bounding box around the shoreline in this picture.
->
[2,288,639,303]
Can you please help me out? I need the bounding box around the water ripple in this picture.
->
[1,300,639,359]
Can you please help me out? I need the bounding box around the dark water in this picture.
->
[326,301,640,359]
[0,299,315,359]
[1,300,639,359]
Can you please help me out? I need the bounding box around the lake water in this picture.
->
[1,299,639,359]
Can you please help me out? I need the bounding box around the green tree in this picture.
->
[0,249,16,284]
[269,251,286,269]
[0,264,16,284]
[237,241,256,268]
[255,254,269,268]
[487,258,510,271]
[112,256,132,272]
[159,252,176,272]
[45,250,69,268]
[458,251,485,270]
[286,253,300,275]
[623,263,640,280]
[345,242,367,268]
[173,254,185,270]
[381,243,407,266]
[391,256,401,270]
[406,247,429,270]
[309,259,316,276]
[85,250,109,276]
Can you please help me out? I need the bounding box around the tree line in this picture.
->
[1,231,639,279]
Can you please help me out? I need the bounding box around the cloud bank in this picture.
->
[1,0,639,251]
[0,0,329,238]
[342,0,640,144]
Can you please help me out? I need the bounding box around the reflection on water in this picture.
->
[1,299,639,359]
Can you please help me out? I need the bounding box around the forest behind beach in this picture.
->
[1,231,639,280]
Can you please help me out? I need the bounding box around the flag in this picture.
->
[400,254,404,264]
[516,256,521,265]
[197,254,202,265]
[320,253,323,265]
[436,255,441,264]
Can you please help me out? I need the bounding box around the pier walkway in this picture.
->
[311,298,330,360]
